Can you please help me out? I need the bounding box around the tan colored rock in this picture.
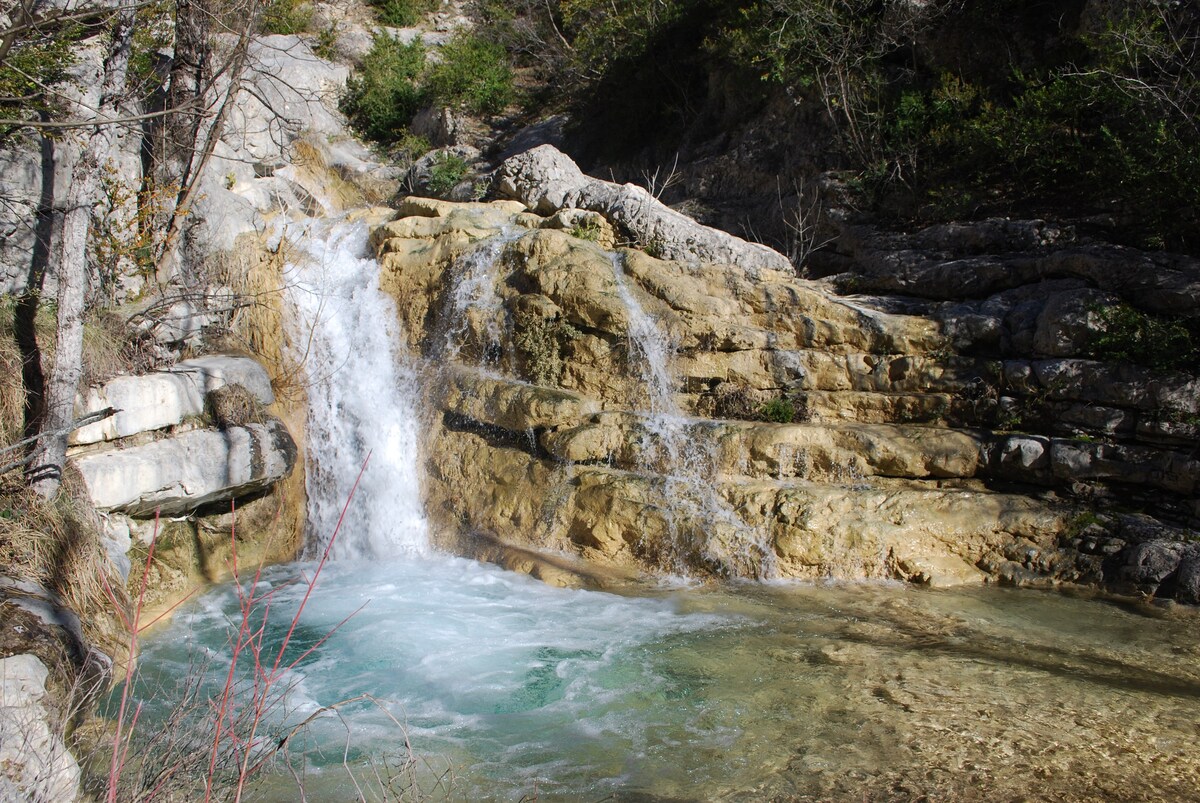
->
[437,368,601,432]
[365,195,1193,593]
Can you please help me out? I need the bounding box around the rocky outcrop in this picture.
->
[73,418,296,517]
[70,355,274,446]
[494,145,792,274]
[370,147,1199,596]
[0,654,82,802]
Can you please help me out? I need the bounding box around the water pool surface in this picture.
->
[131,553,1200,801]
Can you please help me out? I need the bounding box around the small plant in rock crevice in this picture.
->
[569,218,603,241]
[425,152,470,197]
[759,396,796,424]
[513,308,580,387]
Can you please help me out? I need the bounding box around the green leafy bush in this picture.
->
[368,0,437,27]
[340,34,426,144]
[425,34,514,115]
[0,26,78,139]
[1089,304,1199,375]
[759,397,795,424]
[261,0,314,35]
[425,152,468,195]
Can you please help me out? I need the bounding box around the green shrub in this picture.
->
[425,34,514,115]
[312,24,340,60]
[759,397,795,424]
[425,152,469,195]
[1089,304,1199,375]
[261,0,314,34]
[0,24,77,140]
[368,0,437,27]
[340,34,426,144]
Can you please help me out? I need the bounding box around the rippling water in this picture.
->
[130,553,1200,802]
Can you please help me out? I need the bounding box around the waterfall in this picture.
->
[608,253,779,579]
[281,217,429,559]
[439,228,521,366]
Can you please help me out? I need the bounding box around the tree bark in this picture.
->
[27,3,137,496]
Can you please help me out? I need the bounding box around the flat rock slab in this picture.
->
[73,418,297,516]
[71,355,274,446]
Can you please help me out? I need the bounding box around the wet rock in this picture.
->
[438,368,601,432]
[374,193,1198,596]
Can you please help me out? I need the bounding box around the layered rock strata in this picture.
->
[371,159,1198,597]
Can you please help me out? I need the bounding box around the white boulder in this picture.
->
[495,145,792,274]
[70,355,274,446]
[0,655,82,803]
[73,419,297,516]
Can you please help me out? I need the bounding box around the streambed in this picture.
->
[130,554,1200,801]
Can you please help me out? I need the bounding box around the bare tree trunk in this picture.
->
[157,4,262,275]
[27,3,137,496]
[154,0,210,210]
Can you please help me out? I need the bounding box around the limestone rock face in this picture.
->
[70,355,274,446]
[73,418,297,516]
[0,654,82,803]
[373,155,1198,597]
[495,145,793,274]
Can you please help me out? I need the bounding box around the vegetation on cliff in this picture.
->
[449,0,1199,252]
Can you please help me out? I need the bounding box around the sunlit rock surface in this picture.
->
[73,418,297,516]
[370,152,1198,594]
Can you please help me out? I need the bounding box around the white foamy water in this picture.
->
[133,559,1200,802]
[281,218,428,559]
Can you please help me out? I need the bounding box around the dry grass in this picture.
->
[0,295,53,449]
[1,296,157,455]
[205,384,268,429]
[208,236,307,406]
[0,473,128,659]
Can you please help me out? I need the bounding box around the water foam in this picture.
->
[282,218,428,559]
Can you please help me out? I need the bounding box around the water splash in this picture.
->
[609,253,778,579]
[281,217,429,559]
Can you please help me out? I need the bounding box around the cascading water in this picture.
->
[609,252,778,579]
[281,217,429,559]
[438,228,521,366]
[127,214,1200,802]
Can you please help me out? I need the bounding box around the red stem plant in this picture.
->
[104,453,373,801]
